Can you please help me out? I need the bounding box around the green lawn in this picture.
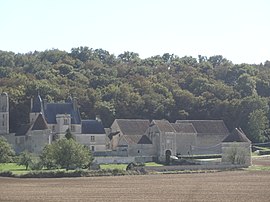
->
[100,164,127,170]
[1,162,164,175]
[144,162,164,166]
[0,163,28,174]
[246,165,270,171]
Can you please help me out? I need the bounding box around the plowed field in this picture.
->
[1,171,270,202]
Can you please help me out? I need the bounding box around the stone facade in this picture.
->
[221,128,252,166]
[0,93,9,135]
[76,120,107,152]
[0,93,106,154]
[145,120,197,161]
[1,92,252,164]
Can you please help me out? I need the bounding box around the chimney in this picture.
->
[73,97,77,111]
[96,115,101,122]
[43,99,47,110]
[30,97,33,111]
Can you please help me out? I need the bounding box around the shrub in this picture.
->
[226,146,246,165]
[29,160,43,170]
[0,171,14,177]
[259,150,270,155]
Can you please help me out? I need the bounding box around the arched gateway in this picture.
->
[165,150,171,165]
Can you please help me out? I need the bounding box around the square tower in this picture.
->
[0,92,9,134]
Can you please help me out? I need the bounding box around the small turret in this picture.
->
[0,92,9,112]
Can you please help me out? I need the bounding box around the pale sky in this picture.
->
[1,0,269,64]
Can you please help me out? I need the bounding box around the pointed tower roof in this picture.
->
[31,94,43,113]
[66,96,73,103]
[223,128,251,143]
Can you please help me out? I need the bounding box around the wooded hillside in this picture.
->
[1,47,270,142]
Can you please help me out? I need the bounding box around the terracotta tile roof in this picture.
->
[176,120,229,135]
[223,128,251,143]
[32,114,48,130]
[115,119,150,136]
[119,134,152,145]
[171,123,197,134]
[152,120,176,133]
[138,135,152,144]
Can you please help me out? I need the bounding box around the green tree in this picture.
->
[234,73,257,97]
[247,109,268,142]
[39,144,56,169]
[18,151,33,170]
[41,139,92,170]
[65,128,75,140]
[0,137,15,163]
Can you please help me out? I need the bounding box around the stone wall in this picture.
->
[76,133,106,151]
[94,150,128,157]
[128,144,156,157]
[110,121,121,150]
[145,163,248,172]
[25,129,51,153]
[196,134,226,148]
[94,156,135,164]
[176,133,196,155]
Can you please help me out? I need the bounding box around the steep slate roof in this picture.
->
[15,124,31,136]
[31,94,43,113]
[152,120,176,133]
[115,119,150,136]
[171,123,197,134]
[176,120,229,135]
[16,114,48,136]
[223,128,251,143]
[81,120,105,134]
[44,103,81,124]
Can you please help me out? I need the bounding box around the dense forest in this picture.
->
[0,47,270,143]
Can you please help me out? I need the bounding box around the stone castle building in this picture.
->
[0,93,106,154]
[1,92,251,165]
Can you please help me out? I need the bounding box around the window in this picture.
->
[52,125,55,132]
[16,137,20,144]
[2,114,4,118]
[90,136,95,142]
[91,146,95,152]
[71,125,75,132]
[64,119,68,125]
[2,121,4,126]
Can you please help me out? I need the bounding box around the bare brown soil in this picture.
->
[1,171,270,202]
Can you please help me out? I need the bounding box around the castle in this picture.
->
[0,92,251,164]
[0,93,106,154]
